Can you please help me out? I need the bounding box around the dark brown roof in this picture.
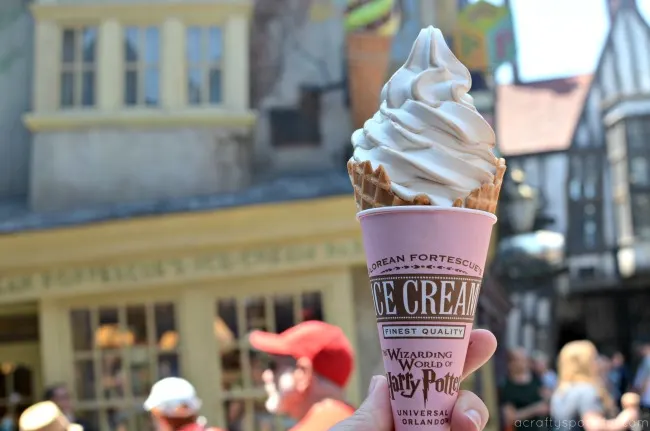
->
[496,74,593,157]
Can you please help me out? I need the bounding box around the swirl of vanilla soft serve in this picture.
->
[351,26,498,206]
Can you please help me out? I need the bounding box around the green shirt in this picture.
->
[500,375,547,431]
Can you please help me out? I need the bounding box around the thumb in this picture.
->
[330,376,394,431]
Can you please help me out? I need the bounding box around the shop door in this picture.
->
[0,342,42,426]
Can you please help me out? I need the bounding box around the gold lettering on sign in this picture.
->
[0,238,364,298]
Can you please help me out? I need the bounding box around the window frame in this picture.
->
[60,26,98,109]
[123,26,161,107]
[568,150,604,253]
[626,116,650,192]
[185,25,224,106]
[215,289,325,431]
[68,301,180,431]
[624,116,650,240]
[631,192,650,241]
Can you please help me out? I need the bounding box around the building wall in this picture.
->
[0,0,33,198]
[563,5,650,287]
[249,0,462,178]
[25,2,255,212]
[31,127,252,210]
[250,0,351,176]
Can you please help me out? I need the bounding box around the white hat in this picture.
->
[144,378,202,418]
[19,401,83,431]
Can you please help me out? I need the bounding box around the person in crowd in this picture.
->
[0,393,20,431]
[550,340,638,431]
[532,350,558,394]
[248,321,356,431]
[599,355,614,398]
[608,351,630,409]
[599,355,612,379]
[500,348,549,431]
[18,401,82,431]
[633,343,650,430]
[330,328,498,431]
[43,384,94,431]
[144,377,224,431]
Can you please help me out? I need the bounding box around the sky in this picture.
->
[471,0,650,83]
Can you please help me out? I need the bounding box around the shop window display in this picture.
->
[69,302,178,431]
[215,291,324,430]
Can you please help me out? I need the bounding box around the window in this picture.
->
[626,116,650,151]
[583,154,598,199]
[630,156,650,186]
[60,27,97,108]
[186,26,223,105]
[270,86,322,147]
[583,203,598,249]
[124,27,160,106]
[625,117,650,191]
[632,193,650,241]
[569,156,583,201]
[215,292,323,430]
[69,303,178,430]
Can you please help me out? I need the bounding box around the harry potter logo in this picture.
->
[370,275,481,323]
[384,348,461,407]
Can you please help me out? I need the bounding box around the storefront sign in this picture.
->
[0,237,365,301]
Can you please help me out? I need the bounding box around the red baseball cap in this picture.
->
[249,321,354,387]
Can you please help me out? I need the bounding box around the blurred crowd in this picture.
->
[14,325,650,431]
[13,321,357,431]
[500,341,650,431]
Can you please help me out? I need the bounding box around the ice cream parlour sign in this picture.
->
[0,238,364,300]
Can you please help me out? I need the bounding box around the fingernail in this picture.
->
[465,409,482,430]
[368,376,380,395]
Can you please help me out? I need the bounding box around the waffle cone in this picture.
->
[347,158,507,215]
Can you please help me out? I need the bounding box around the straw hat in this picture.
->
[19,402,83,431]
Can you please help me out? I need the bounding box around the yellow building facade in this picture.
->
[0,196,368,430]
[0,1,504,430]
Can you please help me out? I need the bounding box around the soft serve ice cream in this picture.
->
[350,26,500,207]
[350,26,504,431]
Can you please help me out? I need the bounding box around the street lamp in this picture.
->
[499,169,539,235]
[494,169,566,282]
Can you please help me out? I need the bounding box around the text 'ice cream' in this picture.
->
[350,26,502,208]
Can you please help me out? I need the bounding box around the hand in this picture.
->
[331,329,497,431]
[533,402,549,417]
[622,392,640,410]
[620,406,639,424]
